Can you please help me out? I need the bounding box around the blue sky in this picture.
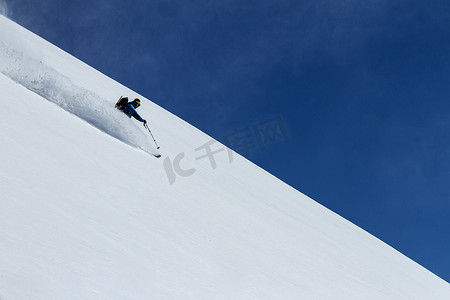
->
[4,0,449,282]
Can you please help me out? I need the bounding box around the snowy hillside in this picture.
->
[0,15,449,300]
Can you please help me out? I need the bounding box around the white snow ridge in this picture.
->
[0,15,449,300]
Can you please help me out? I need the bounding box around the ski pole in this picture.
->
[144,122,160,149]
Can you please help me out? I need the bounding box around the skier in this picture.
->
[116,97,147,126]
[115,96,161,154]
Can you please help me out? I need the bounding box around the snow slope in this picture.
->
[0,15,448,300]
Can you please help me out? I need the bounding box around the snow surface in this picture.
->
[0,15,449,299]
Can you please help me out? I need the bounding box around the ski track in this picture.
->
[0,42,155,155]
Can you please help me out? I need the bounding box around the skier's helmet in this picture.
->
[134,98,141,107]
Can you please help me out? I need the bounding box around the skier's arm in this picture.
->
[131,111,145,122]
[128,106,145,122]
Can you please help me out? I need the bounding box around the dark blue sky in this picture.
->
[4,0,449,282]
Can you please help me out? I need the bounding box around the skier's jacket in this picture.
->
[122,102,145,122]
